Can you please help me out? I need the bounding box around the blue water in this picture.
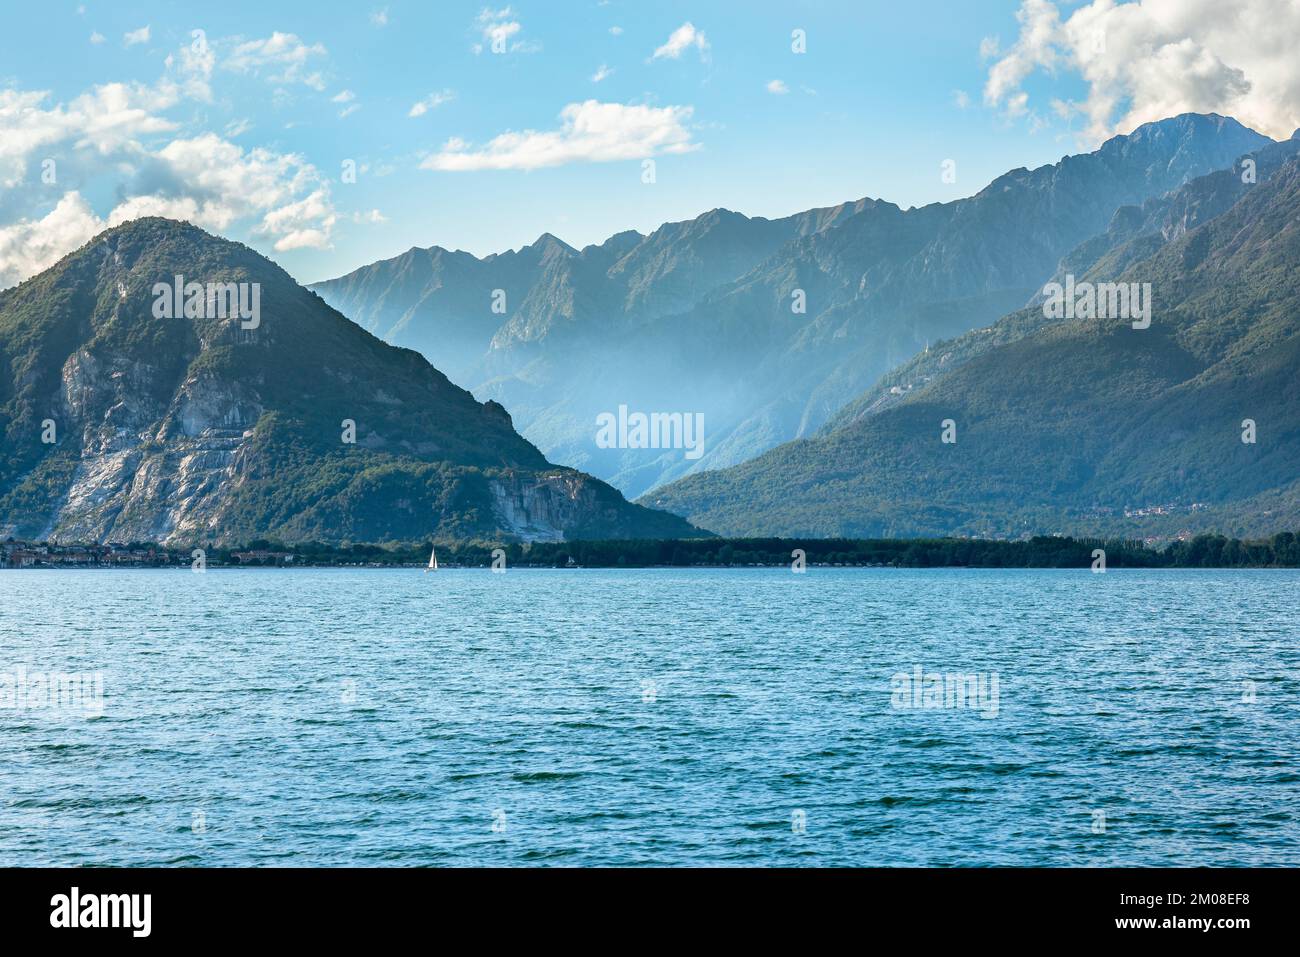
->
[0,567,1296,866]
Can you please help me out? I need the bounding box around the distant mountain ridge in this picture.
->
[645,136,1300,541]
[312,113,1272,498]
[0,218,698,545]
[826,133,1300,432]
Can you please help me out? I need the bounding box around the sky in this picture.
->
[1,0,1298,287]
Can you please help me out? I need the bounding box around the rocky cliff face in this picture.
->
[0,218,700,545]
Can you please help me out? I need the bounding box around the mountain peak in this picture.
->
[1101,112,1270,155]
[0,217,698,544]
[529,232,576,253]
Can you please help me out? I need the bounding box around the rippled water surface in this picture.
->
[1,567,1296,866]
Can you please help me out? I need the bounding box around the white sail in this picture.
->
[425,546,438,572]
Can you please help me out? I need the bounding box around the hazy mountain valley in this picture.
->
[313,114,1271,501]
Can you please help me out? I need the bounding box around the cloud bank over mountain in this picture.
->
[986,0,1300,143]
[0,32,342,289]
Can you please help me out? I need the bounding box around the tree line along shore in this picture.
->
[6,533,1300,569]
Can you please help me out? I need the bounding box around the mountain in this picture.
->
[0,218,699,546]
[826,134,1300,430]
[643,139,1300,541]
[311,113,1272,498]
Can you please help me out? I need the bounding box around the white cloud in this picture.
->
[421,100,698,172]
[71,82,181,152]
[0,82,181,188]
[474,7,534,54]
[0,90,73,186]
[591,64,614,83]
[766,79,789,95]
[652,22,709,61]
[609,26,624,36]
[330,90,356,117]
[984,0,1300,143]
[0,193,103,288]
[90,32,105,45]
[257,188,337,251]
[169,34,216,102]
[131,134,325,229]
[0,72,341,287]
[124,26,151,47]
[225,32,328,90]
[371,8,389,27]
[953,89,971,109]
[352,208,387,224]
[408,90,455,117]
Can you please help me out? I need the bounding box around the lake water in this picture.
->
[1,567,1296,866]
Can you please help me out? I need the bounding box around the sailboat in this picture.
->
[424,545,438,573]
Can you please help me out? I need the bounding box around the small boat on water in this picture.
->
[424,546,438,573]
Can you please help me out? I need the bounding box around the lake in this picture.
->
[1,567,1296,866]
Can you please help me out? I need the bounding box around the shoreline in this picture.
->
[6,531,1300,570]
[5,563,1300,571]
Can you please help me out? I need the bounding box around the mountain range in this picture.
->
[5,112,1295,548]
[646,130,1300,540]
[311,113,1272,500]
[0,218,697,546]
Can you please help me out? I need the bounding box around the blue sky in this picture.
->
[1,1,1295,286]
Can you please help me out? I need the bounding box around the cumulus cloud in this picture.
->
[225,32,328,90]
[0,83,179,187]
[371,8,389,27]
[72,82,181,152]
[124,26,151,47]
[145,135,322,221]
[0,63,341,287]
[420,100,698,172]
[0,193,103,288]
[984,0,1300,143]
[766,79,789,95]
[168,33,216,102]
[0,90,75,187]
[652,22,709,61]
[257,188,337,251]
[408,90,455,117]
